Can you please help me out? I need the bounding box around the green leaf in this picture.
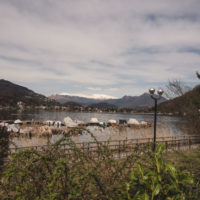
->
[166,163,177,180]
[144,192,150,200]
[155,144,165,157]
[180,177,194,185]
[137,163,144,176]
[152,184,161,197]
[130,171,137,181]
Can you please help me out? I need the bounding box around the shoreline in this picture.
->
[0,109,178,117]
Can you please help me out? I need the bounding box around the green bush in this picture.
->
[124,144,194,200]
[0,131,140,200]
[0,130,197,200]
[0,126,10,168]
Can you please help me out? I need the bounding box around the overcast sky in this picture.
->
[0,0,200,98]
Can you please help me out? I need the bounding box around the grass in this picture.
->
[164,147,200,186]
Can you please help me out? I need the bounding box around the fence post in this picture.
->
[136,139,139,153]
[123,140,127,157]
[118,140,121,158]
[87,143,90,154]
[83,143,85,153]
[178,139,180,150]
[174,137,176,150]
[189,137,191,150]
[165,141,168,150]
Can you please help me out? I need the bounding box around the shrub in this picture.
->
[0,129,197,200]
[124,144,195,200]
[0,130,140,199]
[0,126,10,169]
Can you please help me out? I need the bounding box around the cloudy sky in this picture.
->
[0,0,200,98]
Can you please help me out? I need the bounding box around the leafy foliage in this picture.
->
[0,130,140,199]
[164,147,200,199]
[124,144,194,200]
[0,131,198,199]
[0,126,10,168]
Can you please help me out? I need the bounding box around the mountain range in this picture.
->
[0,79,56,107]
[49,93,166,109]
[0,79,166,109]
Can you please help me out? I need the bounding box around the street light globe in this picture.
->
[157,89,164,96]
[149,88,155,95]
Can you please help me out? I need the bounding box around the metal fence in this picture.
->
[9,135,200,158]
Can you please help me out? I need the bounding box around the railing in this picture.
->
[9,135,200,158]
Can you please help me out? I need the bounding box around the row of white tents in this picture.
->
[89,117,148,125]
[46,117,148,127]
[0,117,148,133]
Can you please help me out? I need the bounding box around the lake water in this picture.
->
[0,110,186,147]
[0,110,178,124]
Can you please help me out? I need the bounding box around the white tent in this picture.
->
[127,118,140,125]
[64,117,77,127]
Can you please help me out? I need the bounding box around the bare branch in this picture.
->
[196,71,200,79]
[162,79,191,99]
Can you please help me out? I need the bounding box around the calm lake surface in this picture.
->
[0,110,186,147]
[0,110,178,124]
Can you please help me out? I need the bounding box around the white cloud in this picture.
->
[88,87,102,91]
[0,0,200,97]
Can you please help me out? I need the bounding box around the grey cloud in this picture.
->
[123,46,169,55]
[179,47,200,55]
[0,0,200,96]
[0,54,42,66]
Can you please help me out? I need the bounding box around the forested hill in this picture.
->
[158,85,200,115]
[0,79,56,107]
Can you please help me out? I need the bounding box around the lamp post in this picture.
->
[149,88,164,152]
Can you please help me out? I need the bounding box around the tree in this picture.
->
[196,71,200,79]
[162,79,191,100]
